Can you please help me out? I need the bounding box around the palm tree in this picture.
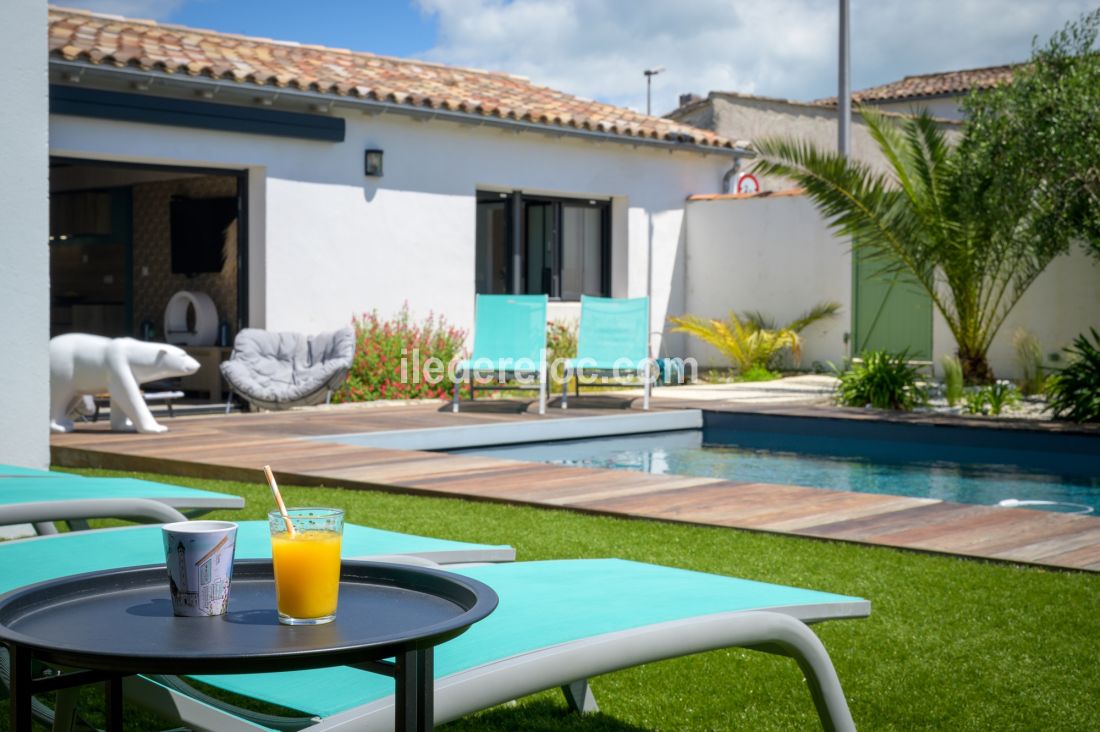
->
[752,109,1061,383]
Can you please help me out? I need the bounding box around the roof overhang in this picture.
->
[50,59,754,159]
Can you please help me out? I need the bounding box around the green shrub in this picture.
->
[335,305,466,403]
[1013,329,1046,396]
[941,355,964,406]
[738,365,781,382]
[1047,328,1100,422]
[835,350,928,411]
[546,320,578,390]
[963,387,988,415]
[985,380,1020,415]
[965,381,1020,416]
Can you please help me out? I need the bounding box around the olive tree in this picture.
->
[958,9,1100,263]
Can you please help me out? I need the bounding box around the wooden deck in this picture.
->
[49,399,1100,572]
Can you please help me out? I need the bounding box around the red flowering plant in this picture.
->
[334,305,467,403]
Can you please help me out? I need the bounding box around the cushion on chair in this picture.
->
[220,327,355,409]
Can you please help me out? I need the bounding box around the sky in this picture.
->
[58,0,1098,114]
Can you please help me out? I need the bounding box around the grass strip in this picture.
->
[2,467,1097,731]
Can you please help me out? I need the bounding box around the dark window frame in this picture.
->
[476,190,611,301]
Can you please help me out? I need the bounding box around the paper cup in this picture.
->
[161,520,238,617]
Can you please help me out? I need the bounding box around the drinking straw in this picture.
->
[263,465,296,537]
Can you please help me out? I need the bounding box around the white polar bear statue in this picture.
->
[50,334,200,434]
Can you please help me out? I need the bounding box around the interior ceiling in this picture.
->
[49,160,223,193]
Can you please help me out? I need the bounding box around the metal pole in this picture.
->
[838,0,851,156]
[644,67,664,116]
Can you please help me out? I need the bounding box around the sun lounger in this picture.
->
[124,559,866,731]
[0,522,515,590]
[0,474,245,534]
[453,294,549,415]
[562,295,653,410]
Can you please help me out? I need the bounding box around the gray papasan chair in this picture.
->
[220,327,356,411]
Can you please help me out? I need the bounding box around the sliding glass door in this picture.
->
[523,199,555,295]
[560,202,605,300]
[475,194,511,294]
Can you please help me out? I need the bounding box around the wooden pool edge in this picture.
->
[48,401,1100,573]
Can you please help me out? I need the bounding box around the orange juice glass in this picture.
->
[268,508,344,625]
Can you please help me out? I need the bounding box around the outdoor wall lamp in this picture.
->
[364,149,384,177]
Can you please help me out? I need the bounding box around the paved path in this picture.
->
[627,374,838,405]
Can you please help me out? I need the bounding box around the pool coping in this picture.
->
[309,410,703,450]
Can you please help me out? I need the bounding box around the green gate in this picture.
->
[852,246,933,359]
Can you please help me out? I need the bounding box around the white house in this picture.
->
[4,5,759,469]
[44,6,751,363]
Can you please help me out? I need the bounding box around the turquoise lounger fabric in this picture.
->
[0,464,60,477]
[0,522,512,592]
[458,294,548,371]
[0,476,237,506]
[188,559,867,718]
[565,295,650,371]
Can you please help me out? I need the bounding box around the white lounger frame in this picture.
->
[452,361,548,416]
[0,498,187,535]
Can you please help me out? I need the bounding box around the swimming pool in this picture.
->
[451,415,1100,514]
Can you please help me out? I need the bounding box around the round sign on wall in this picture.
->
[736,173,760,194]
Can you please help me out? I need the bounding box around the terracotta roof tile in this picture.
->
[48,5,738,151]
[819,63,1018,105]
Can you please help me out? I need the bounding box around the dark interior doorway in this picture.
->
[48,158,248,342]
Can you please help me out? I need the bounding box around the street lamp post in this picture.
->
[644,67,665,115]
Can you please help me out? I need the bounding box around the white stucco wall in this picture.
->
[683,194,852,369]
[931,248,1100,379]
[677,193,1100,376]
[50,107,731,355]
[869,97,964,121]
[0,3,49,469]
[684,191,1100,379]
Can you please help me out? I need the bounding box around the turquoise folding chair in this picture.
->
[562,295,653,410]
[452,294,549,415]
[0,474,244,535]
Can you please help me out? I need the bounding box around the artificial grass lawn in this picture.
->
[5,467,1100,731]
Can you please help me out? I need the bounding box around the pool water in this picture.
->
[452,430,1100,513]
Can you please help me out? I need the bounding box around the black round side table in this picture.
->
[0,559,497,731]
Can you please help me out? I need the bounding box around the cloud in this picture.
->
[57,0,185,21]
[416,0,1097,114]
